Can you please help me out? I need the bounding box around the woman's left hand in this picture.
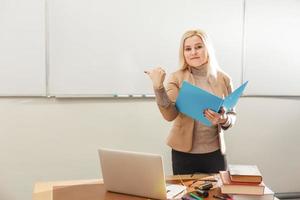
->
[204,107,228,126]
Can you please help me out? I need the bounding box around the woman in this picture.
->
[145,29,236,175]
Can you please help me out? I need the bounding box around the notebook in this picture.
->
[175,81,248,126]
[98,148,186,199]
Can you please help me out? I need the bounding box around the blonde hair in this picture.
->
[179,29,221,78]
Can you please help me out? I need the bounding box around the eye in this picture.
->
[184,47,191,51]
[195,45,203,49]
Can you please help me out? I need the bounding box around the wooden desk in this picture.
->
[33,175,279,200]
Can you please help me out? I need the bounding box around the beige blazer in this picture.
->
[157,67,236,154]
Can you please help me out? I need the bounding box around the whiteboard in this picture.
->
[48,0,244,96]
[0,0,46,96]
[243,0,300,96]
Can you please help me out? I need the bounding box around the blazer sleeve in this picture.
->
[154,73,180,122]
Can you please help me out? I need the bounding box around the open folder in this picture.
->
[175,81,248,126]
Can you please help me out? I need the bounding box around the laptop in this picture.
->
[98,148,186,199]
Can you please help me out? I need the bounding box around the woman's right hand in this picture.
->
[144,67,166,89]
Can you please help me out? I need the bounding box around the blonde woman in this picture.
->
[145,29,236,174]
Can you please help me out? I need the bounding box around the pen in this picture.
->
[213,194,233,200]
[213,195,227,200]
[189,192,203,200]
[201,179,217,182]
[187,179,200,187]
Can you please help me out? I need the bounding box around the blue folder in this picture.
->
[175,81,248,126]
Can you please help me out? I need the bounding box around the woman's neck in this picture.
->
[190,63,209,77]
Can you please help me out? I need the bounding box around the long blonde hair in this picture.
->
[179,29,221,78]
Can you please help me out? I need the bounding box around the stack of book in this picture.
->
[219,164,274,200]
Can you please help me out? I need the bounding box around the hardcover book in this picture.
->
[219,171,265,195]
[228,164,263,183]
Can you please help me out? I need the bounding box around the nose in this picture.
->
[191,48,197,55]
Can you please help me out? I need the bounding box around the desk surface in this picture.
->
[33,175,279,200]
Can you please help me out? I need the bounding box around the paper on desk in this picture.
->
[166,184,186,199]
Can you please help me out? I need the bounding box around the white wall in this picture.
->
[0,97,299,200]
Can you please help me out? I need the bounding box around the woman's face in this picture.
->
[183,35,208,68]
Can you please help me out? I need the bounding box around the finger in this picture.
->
[206,109,216,114]
[205,110,221,123]
[204,113,213,122]
[206,113,216,122]
[204,110,214,120]
[204,109,213,117]
[206,109,219,118]
[205,114,217,125]
[157,67,165,73]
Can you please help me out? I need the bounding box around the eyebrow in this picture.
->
[184,43,203,47]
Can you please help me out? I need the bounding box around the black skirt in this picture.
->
[172,149,227,175]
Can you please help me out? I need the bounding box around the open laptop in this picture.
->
[98,148,186,199]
